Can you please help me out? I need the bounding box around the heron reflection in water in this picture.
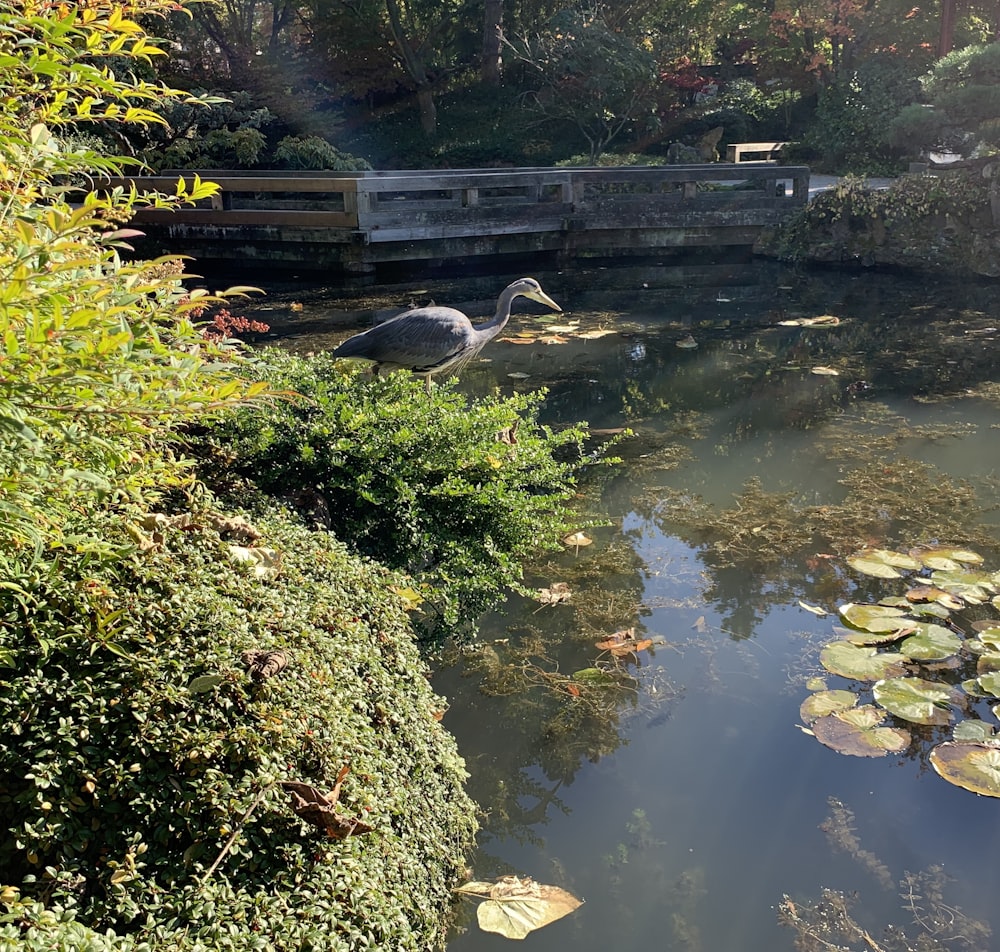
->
[331,277,561,392]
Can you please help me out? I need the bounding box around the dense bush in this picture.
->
[0,506,476,950]
[191,350,604,640]
[0,4,478,948]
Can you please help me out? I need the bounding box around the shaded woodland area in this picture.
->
[132,0,1000,173]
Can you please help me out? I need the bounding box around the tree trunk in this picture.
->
[385,0,437,137]
[938,0,957,56]
[482,0,503,86]
[416,86,438,137]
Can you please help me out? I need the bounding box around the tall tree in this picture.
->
[482,0,504,85]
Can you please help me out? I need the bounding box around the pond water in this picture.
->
[253,261,1000,952]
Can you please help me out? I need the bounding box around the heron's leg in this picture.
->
[424,375,433,395]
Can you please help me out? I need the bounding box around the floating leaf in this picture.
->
[904,585,965,610]
[820,641,908,680]
[535,582,571,606]
[873,677,954,725]
[187,674,224,694]
[798,600,828,616]
[576,328,617,339]
[976,652,1000,674]
[571,667,621,688]
[953,720,999,744]
[838,603,911,633]
[918,547,984,567]
[675,335,698,349]
[457,876,583,940]
[930,742,1000,796]
[595,628,653,656]
[897,623,962,661]
[812,706,910,757]
[507,372,531,380]
[977,627,1000,648]
[810,365,840,376]
[881,595,952,619]
[805,676,828,692]
[975,670,1000,697]
[929,568,997,604]
[799,689,858,725]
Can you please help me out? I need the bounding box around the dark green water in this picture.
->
[255,262,1000,951]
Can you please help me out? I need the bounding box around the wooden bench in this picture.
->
[726,141,787,163]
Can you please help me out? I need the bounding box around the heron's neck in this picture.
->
[476,289,518,336]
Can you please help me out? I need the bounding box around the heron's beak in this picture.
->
[525,290,562,312]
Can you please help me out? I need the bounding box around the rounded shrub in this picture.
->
[0,506,476,950]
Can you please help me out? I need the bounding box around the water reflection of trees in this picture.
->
[437,541,680,853]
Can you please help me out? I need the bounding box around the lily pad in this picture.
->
[812,706,910,757]
[879,596,952,619]
[928,569,997,603]
[976,627,1000,649]
[917,547,984,569]
[838,603,912,633]
[897,623,962,661]
[974,670,1000,697]
[976,652,1000,675]
[820,641,908,681]
[903,585,965,611]
[456,876,584,940]
[846,555,901,579]
[850,549,923,576]
[953,719,1000,744]
[872,677,954,726]
[930,742,1000,796]
[799,689,858,725]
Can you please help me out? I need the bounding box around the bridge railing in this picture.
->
[110,165,810,242]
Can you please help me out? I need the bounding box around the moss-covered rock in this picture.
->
[761,166,1000,277]
[0,506,477,950]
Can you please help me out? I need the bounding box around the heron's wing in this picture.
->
[334,307,474,371]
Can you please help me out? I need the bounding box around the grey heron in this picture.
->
[331,277,562,392]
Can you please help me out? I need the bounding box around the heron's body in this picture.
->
[331,277,561,391]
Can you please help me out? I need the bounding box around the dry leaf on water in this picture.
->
[595,627,653,656]
[455,875,584,940]
[535,582,572,606]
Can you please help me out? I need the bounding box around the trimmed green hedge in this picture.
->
[0,506,476,950]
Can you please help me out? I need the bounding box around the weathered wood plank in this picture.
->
[110,165,811,273]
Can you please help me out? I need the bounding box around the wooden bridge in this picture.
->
[111,165,810,276]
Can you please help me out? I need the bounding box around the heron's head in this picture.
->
[511,277,561,312]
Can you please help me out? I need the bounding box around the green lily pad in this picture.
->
[918,547,984,568]
[879,596,952,619]
[897,623,962,661]
[953,719,1000,744]
[846,554,901,579]
[975,670,1000,697]
[976,652,1000,675]
[929,569,997,604]
[838,603,912,633]
[930,741,1000,796]
[872,677,954,726]
[977,627,1000,648]
[820,641,908,681]
[812,706,910,757]
[799,689,858,725]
